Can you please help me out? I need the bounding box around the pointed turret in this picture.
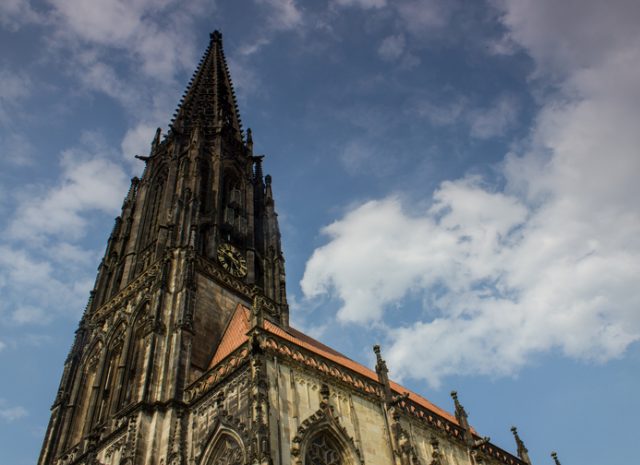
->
[373,344,392,401]
[170,30,243,142]
[510,426,532,465]
[450,390,490,451]
[451,390,470,431]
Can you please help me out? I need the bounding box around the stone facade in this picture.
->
[37,31,532,465]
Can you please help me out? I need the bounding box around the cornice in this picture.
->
[185,345,251,404]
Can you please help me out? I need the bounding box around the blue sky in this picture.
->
[1,1,639,464]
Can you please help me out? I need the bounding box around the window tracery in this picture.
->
[305,433,344,465]
[207,435,243,465]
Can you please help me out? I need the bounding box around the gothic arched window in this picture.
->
[139,174,165,250]
[206,434,244,465]
[95,330,124,424]
[305,432,345,465]
[121,318,147,407]
[198,159,211,214]
[68,342,102,446]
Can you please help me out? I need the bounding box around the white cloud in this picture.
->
[27,0,212,140]
[0,245,93,322]
[121,123,157,160]
[333,0,386,9]
[396,0,452,34]
[6,137,129,242]
[468,94,519,139]
[303,0,640,386]
[257,0,303,31]
[302,185,529,325]
[227,58,261,100]
[0,0,43,30]
[12,306,50,325]
[0,132,35,166]
[412,94,518,139]
[0,68,31,124]
[0,405,28,422]
[492,0,640,78]
[412,97,466,127]
[340,139,398,176]
[378,34,405,62]
[0,135,129,327]
[46,0,205,81]
[46,242,95,266]
[0,400,28,422]
[238,37,272,57]
[486,34,518,56]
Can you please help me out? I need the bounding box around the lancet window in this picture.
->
[68,342,102,447]
[198,159,212,215]
[139,174,165,249]
[121,317,147,407]
[95,330,124,424]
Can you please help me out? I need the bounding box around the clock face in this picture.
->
[217,243,247,278]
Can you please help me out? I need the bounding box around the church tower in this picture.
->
[38,31,286,465]
[38,32,532,465]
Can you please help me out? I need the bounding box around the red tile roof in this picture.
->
[209,306,251,367]
[208,304,458,426]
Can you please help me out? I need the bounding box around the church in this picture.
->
[38,31,534,465]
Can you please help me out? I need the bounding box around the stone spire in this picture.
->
[510,426,532,465]
[373,344,392,401]
[450,390,470,431]
[170,30,243,142]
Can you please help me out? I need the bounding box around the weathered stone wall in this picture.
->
[189,272,250,380]
[263,356,476,465]
[186,367,252,464]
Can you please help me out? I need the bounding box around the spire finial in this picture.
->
[451,390,466,416]
[510,426,531,465]
[551,451,561,465]
[247,128,254,154]
[253,155,264,184]
[373,344,389,375]
[151,127,162,151]
[373,345,392,401]
[450,390,471,439]
[171,31,243,142]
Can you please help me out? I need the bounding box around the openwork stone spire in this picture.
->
[373,344,391,401]
[450,390,470,431]
[170,30,243,141]
[510,426,532,465]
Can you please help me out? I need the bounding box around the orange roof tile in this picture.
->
[208,305,251,368]
[207,304,458,426]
